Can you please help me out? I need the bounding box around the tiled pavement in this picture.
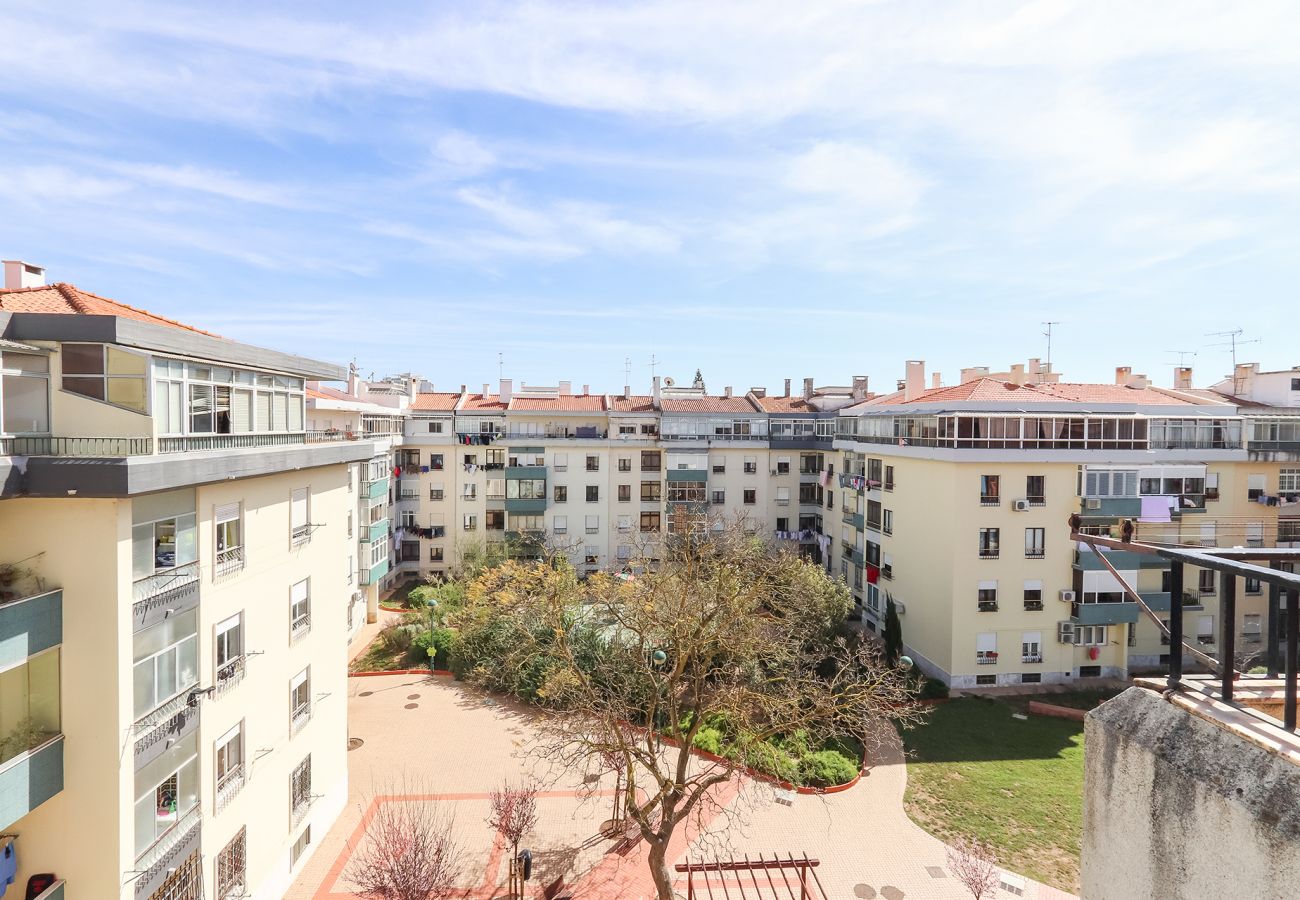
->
[286,674,1079,900]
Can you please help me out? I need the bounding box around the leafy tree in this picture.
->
[883,594,903,666]
[452,526,924,900]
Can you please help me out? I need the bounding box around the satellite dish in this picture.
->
[663,376,675,387]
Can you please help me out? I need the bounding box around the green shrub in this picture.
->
[692,726,724,755]
[738,740,800,783]
[918,677,950,700]
[801,749,859,787]
[378,624,413,655]
[408,630,434,668]
[1248,665,1268,675]
[429,627,457,670]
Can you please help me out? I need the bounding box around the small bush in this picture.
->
[378,624,413,654]
[692,726,724,755]
[1248,665,1268,675]
[801,749,859,787]
[429,627,457,670]
[408,630,434,667]
[918,677,950,700]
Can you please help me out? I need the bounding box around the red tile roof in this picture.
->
[0,282,218,336]
[610,394,656,413]
[458,393,508,411]
[660,396,761,413]
[857,378,1199,408]
[410,392,462,411]
[754,395,814,412]
[307,384,355,402]
[508,395,607,412]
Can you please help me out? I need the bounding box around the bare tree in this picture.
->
[453,522,927,900]
[346,784,462,900]
[946,835,1001,900]
[487,779,539,899]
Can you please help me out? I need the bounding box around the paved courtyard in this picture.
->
[287,672,1078,900]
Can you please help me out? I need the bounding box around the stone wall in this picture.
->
[1083,687,1300,899]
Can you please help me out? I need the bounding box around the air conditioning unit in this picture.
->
[1012,499,1030,512]
[1059,589,1076,603]
[1057,621,1076,643]
[1085,499,1102,510]
[770,469,779,476]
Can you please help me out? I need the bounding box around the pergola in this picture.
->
[674,853,828,900]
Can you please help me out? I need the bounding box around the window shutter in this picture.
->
[1024,579,1043,591]
[978,579,998,591]
[553,515,568,532]
[776,487,790,501]
[215,502,240,524]
[291,489,309,530]
[585,515,599,530]
[976,632,997,652]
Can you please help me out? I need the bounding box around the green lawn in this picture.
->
[902,695,1107,893]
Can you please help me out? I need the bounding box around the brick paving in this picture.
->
[287,674,1078,900]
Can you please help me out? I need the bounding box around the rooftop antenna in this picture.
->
[1165,349,1198,367]
[497,352,504,381]
[1042,321,1060,369]
[649,354,659,380]
[624,356,631,386]
[1205,329,1260,370]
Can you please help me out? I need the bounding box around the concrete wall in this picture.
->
[1083,688,1300,899]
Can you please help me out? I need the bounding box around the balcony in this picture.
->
[1071,600,1141,626]
[214,656,245,697]
[132,563,200,631]
[978,600,999,612]
[1138,590,1203,612]
[1022,654,1043,664]
[666,470,708,483]
[158,433,310,453]
[291,700,311,735]
[976,652,998,665]
[134,805,201,900]
[505,465,547,479]
[842,511,864,530]
[214,547,244,578]
[978,548,1000,559]
[359,555,390,586]
[0,435,152,456]
[305,429,366,443]
[291,611,311,641]
[1024,600,1044,611]
[980,495,1000,507]
[134,693,199,766]
[363,477,390,500]
[366,519,390,544]
[0,588,62,668]
[215,762,245,812]
[0,735,63,832]
[1025,548,1045,560]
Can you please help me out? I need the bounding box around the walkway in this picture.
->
[286,674,1078,899]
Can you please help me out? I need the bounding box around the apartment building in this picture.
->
[832,359,1299,688]
[0,263,373,899]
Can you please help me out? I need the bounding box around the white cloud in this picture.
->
[0,165,129,204]
[431,131,498,178]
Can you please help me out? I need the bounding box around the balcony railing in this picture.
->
[1022,654,1043,664]
[214,656,245,696]
[216,762,245,811]
[0,435,153,456]
[132,562,200,625]
[291,612,311,640]
[1026,548,1046,559]
[980,495,1000,506]
[978,600,999,612]
[135,804,200,880]
[305,429,364,443]
[291,701,311,735]
[976,652,998,665]
[978,548,1000,559]
[159,433,312,453]
[215,547,244,577]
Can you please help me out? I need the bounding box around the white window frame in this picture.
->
[215,502,244,577]
[290,579,311,641]
[290,667,311,733]
[290,488,310,545]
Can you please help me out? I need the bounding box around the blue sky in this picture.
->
[1,1,1297,394]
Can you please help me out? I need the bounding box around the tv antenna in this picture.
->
[497,352,504,381]
[649,354,659,379]
[1165,349,1197,367]
[1042,321,1060,369]
[624,357,632,387]
[1205,329,1260,370]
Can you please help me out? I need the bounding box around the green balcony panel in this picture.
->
[365,477,390,500]
[508,446,544,454]
[1074,550,1165,571]
[1090,498,1142,518]
[0,590,61,671]
[366,519,390,544]
[665,470,708,482]
[505,466,547,479]
[1072,602,1141,626]
[505,498,548,514]
[0,736,63,831]
[842,512,864,530]
[360,556,390,585]
[1138,591,1170,612]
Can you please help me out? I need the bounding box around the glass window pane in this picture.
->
[27,650,60,735]
[178,636,198,692]
[106,347,148,376]
[107,377,147,412]
[133,660,154,718]
[1,374,49,433]
[174,514,197,566]
[157,648,178,701]
[61,344,104,375]
[62,376,105,401]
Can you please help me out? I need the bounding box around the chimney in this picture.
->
[482,383,489,396]
[724,386,733,398]
[499,378,513,403]
[1174,367,1193,390]
[347,363,360,398]
[1128,373,1150,389]
[558,381,572,395]
[802,377,814,400]
[931,373,941,389]
[652,376,661,400]
[1114,366,1131,385]
[784,378,792,397]
[459,383,467,393]
[582,384,589,395]
[1009,364,1026,386]
[623,385,631,400]
[2,260,46,290]
[408,376,419,398]
[959,366,989,383]
[904,360,925,402]
[851,376,869,399]
[1233,362,1258,396]
[1028,357,1041,379]
[750,386,767,398]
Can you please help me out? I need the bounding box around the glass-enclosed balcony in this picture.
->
[0,588,63,830]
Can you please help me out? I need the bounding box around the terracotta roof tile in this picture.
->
[660,396,761,414]
[508,395,607,412]
[610,394,656,412]
[754,395,814,413]
[0,282,217,336]
[855,378,1199,408]
[410,392,462,411]
[307,384,355,402]
[459,393,508,411]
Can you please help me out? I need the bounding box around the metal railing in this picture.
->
[158,433,308,453]
[216,762,245,811]
[976,653,998,665]
[291,701,311,734]
[291,612,311,640]
[135,805,201,878]
[214,656,245,696]
[305,429,364,443]
[0,435,153,456]
[132,562,199,608]
[215,547,243,577]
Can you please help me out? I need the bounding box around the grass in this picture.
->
[901,692,1119,893]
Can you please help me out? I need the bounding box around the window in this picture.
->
[216,827,247,899]
[618,515,632,532]
[131,510,198,582]
[977,583,998,612]
[640,512,661,532]
[463,514,477,532]
[553,485,567,503]
[980,475,1000,505]
[429,485,444,501]
[641,451,661,471]
[485,510,504,531]
[552,515,568,534]
[463,453,477,466]
[1024,581,1044,610]
[429,547,445,562]
[291,755,312,823]
[61,342,148,412]
[290,668,311,733]
[1197,615,1215,644]
[711,456,725,474]
[884,465,895,490]
[1243,613,1262,644]
[978,528,1000,559]
[641,481,662,501]
[882,509,893,535]
[776,458,790,475]
[1248,474,1266,501]
[744,457,757,474]
[775,487,790,506]
[882,552,893,580]
[1293,378,1300,391]
[133,610,199,719]
[1025,528,1045,559]
[513,514,544,533]
[134,746,199,857]
[215,722,245,808]
[1280,468,1300,492]
[1084,470,1138,498]
[1245,576,1262,595]
[215,503,243,576]
[976,631,997,662]
[290,488,310,545]
[866,499,882,531]
[617,484,631,502]
[667,481,706,503]
[585,515,599,534]
[1074,625,1108,646]
[711,490,726,505]
[1,349,50,433]
[430,453,444,470]
[1022,632,1042,663]
[867,458,882,483]
[290,579,310,640]
[1026,475,1045,504]
[618,424,636,435]
[427,421,443,433]
[586,485,600,502]
[743,489,756,505]
[291,826,312,866]
[975,674,997,686]
[1198,569,1215,595]
[586,455,600,472]
[776,517,789,532]
[618,457,632,472]
[215,613,244,691]
[399,510,417,529]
